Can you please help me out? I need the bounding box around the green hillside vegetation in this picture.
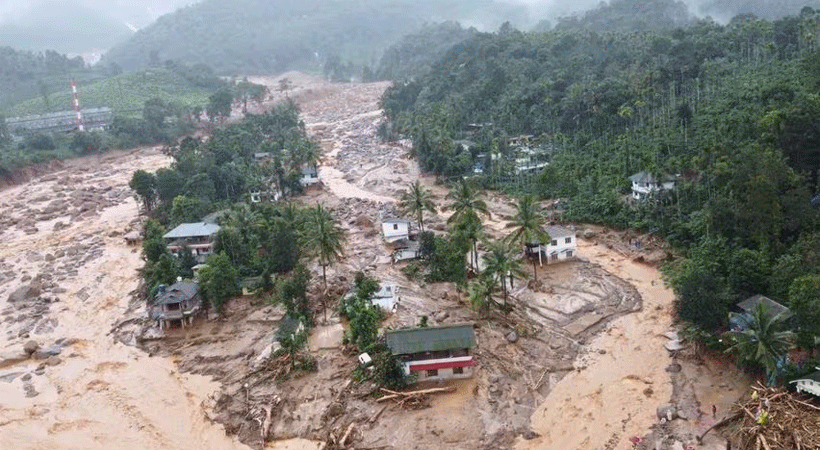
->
[5,67,212,118]
[0,46,103,112]
[377,22,480,81]
[103,0,530,75]
[381,2,820,376]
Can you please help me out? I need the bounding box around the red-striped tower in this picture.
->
[70,78,85,131]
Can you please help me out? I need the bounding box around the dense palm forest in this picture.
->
[380,7,820,346]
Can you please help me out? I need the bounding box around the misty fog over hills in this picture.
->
[0,0,818,62]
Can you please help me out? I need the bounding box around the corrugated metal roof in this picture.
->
[386,324,475,355]
[737,295,792,319]
[155,281,199,305]
[543,225,574,239]
[163,223,220,239]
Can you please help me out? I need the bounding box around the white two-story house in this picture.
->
[629,171,677,201]
[540,225,577,264]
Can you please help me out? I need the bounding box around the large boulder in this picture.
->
[8,283,41,302]
[23,340,39,356]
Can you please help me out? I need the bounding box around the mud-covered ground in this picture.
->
[136,74,655,450]
[0,73,750,450]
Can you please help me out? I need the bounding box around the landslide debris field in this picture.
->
[130,74,646,450]
[0,73,745,450]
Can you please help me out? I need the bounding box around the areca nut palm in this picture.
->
[399,180,437,232]
[482,240,528,311]
[505,195,550,281]
[725,302,795,383]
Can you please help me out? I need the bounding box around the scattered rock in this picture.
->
[8,283,41,302]
[23,340,39,355]
[46,356,62,366]
[656,404,678,421]
[21,373,31,381]
[582,229,595,239]
[665,363,682,373]
[505,331,518,343]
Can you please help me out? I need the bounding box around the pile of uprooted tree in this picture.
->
[702,383,820,449]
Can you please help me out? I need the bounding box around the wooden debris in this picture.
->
[721,384,820,449]
[376,386,455,403]
[340,423,355,446]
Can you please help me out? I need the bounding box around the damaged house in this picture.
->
[385,324,476,383]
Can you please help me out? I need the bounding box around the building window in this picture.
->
[453,366,464,375]
[565,237,572,244]
[393,224,398,230]
[427,369,438,377]
[566,250,573,258]
[551,253,558,261]
[551,240,557,246]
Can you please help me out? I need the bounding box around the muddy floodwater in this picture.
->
[0,148,261,450]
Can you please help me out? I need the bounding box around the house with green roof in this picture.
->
[385,324,476,383]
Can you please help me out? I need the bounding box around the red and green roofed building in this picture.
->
[385,324,476,383]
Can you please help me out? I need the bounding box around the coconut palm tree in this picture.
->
[725,303,795,384]
[445,178,488,224]
[399,180,437,232]
[506,195,549,281]
[450,209,484,274]
[306,203,346,321]
[482,241,528,312]
[468,276,498,318]
[446,179,489,273]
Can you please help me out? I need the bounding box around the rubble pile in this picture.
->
[723,384,820,450]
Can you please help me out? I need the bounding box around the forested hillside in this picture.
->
[555,0,692,32]
[381,6,820,339]
[376,22,479,81]
[0,47,99,112]
[103,0,529,75]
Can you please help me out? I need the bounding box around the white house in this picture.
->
[382,218,411,243]
[385,324,476,383]
[372,283,399,312]
[344,282,399,313]
[300,164,319,186]
[539,225,576,265]
[629,171,677,200]
[791,370,820,397]
[392,240,420,263]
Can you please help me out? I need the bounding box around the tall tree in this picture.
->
[505,195,549,281]
[129,170,157,211]
[198,252,240,315]
[399,180,437,232]
[482,241,527,312]
[445,178,488,224]
[306,203,346,321]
